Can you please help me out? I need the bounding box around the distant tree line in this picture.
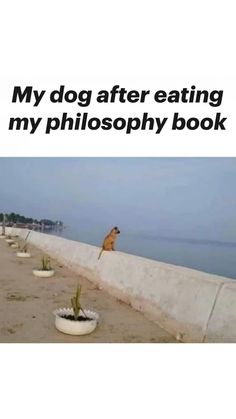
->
[0,212,63,226]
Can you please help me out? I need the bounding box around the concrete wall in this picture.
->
[3,227,236,342]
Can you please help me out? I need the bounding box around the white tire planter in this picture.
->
[53,308,99,336]
[33,269,55,278]
[17,252,31,258]
[10,243,18,248]
[6,239,15,244]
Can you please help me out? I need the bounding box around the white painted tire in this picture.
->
[33,269,55,278]
[17,252,31,258]
[53,308,99,335]
[6,239,15,244]
[10,244,18,248]
[0,235,6,239]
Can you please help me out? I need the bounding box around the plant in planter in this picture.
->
[17,244,31,258]
[53,284,99,336]
[33,256,55,277]
[10,242,19,249]
[0,213,6,238]
[5,235,15,244]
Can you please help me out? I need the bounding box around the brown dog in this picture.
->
[98,226,120,259]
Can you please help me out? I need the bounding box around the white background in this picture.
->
[1,75,235,156]
[0,1,236,418]
[0,1,235,156]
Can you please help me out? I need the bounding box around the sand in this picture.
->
[0,236,176,343]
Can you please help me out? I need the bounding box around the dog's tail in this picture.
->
[98,248,103,260]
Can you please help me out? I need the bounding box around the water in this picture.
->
[49,226,236,280]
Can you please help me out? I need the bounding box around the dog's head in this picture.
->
[111,226,120,235]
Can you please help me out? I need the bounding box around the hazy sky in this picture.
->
[1,157,236,242]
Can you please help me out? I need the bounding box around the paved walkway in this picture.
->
[0,236,176,343]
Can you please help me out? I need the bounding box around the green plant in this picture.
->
[8,241,16,246]
[41,256,51,271]
[20,244,28,253]
[2,213,6,236]
[71,285,87,320]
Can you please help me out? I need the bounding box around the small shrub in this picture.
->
[71,285,87,320]
[41,256,52,271]
[20,244,28,253]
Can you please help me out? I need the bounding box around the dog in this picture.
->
[98,226,120,259]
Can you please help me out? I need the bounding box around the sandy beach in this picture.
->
[0,236,176,343]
